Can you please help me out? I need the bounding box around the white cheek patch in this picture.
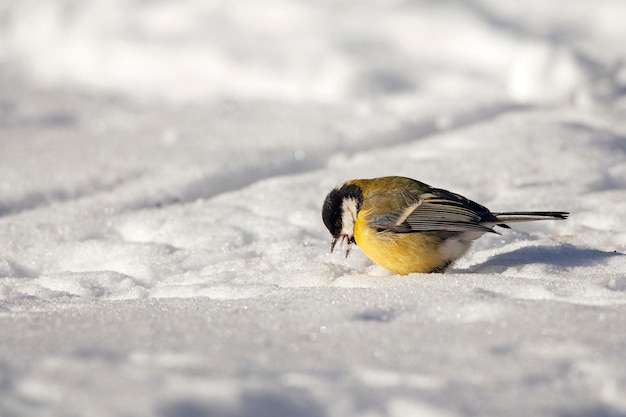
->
[340,197,358,236]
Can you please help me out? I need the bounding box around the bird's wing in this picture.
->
[368,189,497,234]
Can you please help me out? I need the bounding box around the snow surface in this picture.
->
[1,1,626,416]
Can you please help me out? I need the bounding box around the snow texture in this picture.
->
[1,1,626,416]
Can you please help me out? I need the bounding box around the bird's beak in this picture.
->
[331,235,353,258]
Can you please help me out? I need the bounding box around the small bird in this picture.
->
[322,176,568,274]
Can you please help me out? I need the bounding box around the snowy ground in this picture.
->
[2,1,626,416]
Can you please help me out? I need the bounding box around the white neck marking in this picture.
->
[340,197,358,237]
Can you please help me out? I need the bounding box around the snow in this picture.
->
[1,1,626,416]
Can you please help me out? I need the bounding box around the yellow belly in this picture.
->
[354,215,447,275]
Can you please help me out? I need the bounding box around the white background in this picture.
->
[1,1,626,416]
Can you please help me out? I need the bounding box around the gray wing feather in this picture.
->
[369,193,497,234]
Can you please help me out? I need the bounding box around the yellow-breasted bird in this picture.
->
[322,176,568,274]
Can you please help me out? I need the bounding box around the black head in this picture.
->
[322,182,363,241]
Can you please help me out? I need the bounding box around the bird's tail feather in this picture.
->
[493,211,569,224]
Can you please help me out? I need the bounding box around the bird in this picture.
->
[321,176,568,274]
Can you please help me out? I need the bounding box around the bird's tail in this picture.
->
[492,211,568,227]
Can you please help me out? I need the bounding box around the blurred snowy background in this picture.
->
[1,1,626,416]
